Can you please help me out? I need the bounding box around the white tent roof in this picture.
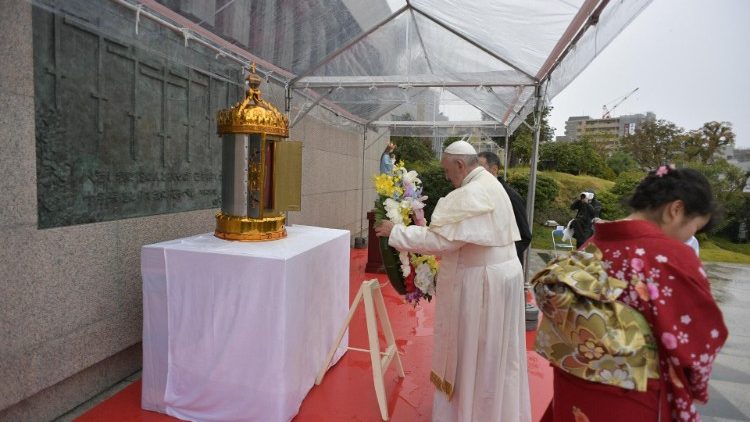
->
[123,0,651,134]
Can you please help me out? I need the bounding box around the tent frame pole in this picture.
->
[409,4,536,82]
[503,132,510,181]
[290,87,334,128]
[523,84,544,281]
[290,5,409,86]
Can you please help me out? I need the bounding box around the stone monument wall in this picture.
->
[0,0,384,419]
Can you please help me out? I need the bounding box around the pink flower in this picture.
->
[631,257,644,272]
[413,208,426,227]
[655,165,669,177]
[647,283,660,300]
[662,332,678,350]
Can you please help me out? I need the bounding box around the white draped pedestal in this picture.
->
[141,225,350,422]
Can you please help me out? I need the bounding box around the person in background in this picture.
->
[685,235,700,256]
[590,191,602,219]
[375,141,531,422]
[533,166,727,422]
[570,192,595,248]
[380,142,396,174]
[477,151,531,266]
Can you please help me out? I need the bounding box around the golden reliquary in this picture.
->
[214,69,302,241]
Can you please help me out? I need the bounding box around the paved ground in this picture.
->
[527,249,750,422]
[59,248,750,421]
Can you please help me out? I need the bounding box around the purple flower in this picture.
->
[405,291,423,305]
[404,183,415,198]
[655,165,669,177]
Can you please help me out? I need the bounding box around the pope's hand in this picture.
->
[375,220,394,237]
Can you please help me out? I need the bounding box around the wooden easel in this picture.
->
[316,279,405,421]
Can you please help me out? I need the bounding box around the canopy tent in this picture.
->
[112,0,650,132]
[53,0,651,270]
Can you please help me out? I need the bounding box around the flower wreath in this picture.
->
[373,162,438,305]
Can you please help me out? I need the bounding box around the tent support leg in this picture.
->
[523,85,544,282]
[354,126,368,248]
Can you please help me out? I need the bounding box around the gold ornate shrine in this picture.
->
[214,68,302,241]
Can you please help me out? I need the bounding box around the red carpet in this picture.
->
[77,249,552,422]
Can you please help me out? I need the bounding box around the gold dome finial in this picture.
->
[216,64,289,137]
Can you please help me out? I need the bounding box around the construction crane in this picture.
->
[602,87,639,118]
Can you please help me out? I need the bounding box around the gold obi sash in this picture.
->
[531,246,659,392]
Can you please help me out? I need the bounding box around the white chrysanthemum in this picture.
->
[384,198,403,224]
[402,170,420,186]
[414,263,435,296]
[404,196,424,212]
[399,251,411,277]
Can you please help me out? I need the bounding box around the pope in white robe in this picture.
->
[375,141,531,422]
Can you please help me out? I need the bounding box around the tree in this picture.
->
[392,136,435,166]
[685,159,747,236]
[411,161,453,222]
[539,139,611,179]
[509,132,532,166]
[606,151,639,175]
[579,131,619,158]
[687,121,736,164]
[507,107,554,166]
[620,119,684,169]
[507,172,559,216]
[609,170,644,199]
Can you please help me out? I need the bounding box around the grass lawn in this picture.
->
[531,222,556,250]
[518,169,750,265]
[531,223,750,264]
[699,238,750,264]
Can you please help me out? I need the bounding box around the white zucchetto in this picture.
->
[443,140,477,155]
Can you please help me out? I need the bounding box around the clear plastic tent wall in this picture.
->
[116,0,651,135]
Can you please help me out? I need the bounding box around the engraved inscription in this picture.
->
[33,1,244,228]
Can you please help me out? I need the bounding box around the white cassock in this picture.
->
[389,167,531,422]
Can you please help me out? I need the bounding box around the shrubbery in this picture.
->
[595,190,628,220]
[507,173,559,214]
[410,161,453,223]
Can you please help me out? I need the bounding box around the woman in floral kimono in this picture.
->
[533,166,728,421]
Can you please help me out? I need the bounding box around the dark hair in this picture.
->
[478,151,502,168]
[628,167,716,217]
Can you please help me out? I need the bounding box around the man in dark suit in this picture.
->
[477,151,532,266]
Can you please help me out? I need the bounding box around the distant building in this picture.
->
[725,145,750,172]
[561,112,656,154]
[564,116,590,140]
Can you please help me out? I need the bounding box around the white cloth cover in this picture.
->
[685,235,700,256]
[141,225,350,422]
[389,168,531,422]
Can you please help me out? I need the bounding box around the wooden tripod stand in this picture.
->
[315,279,405,421]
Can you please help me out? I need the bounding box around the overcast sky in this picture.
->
[548,0,750,147]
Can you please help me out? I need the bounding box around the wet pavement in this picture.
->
[699,262,750,422]
[528,250,750,422]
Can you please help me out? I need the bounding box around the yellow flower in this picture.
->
[411,255,439,274]
[374,174,396,197]
[400,206,412,225]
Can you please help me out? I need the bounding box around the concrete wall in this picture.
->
[0,1,386,420]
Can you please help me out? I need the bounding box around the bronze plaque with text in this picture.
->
[33,1,244,228]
